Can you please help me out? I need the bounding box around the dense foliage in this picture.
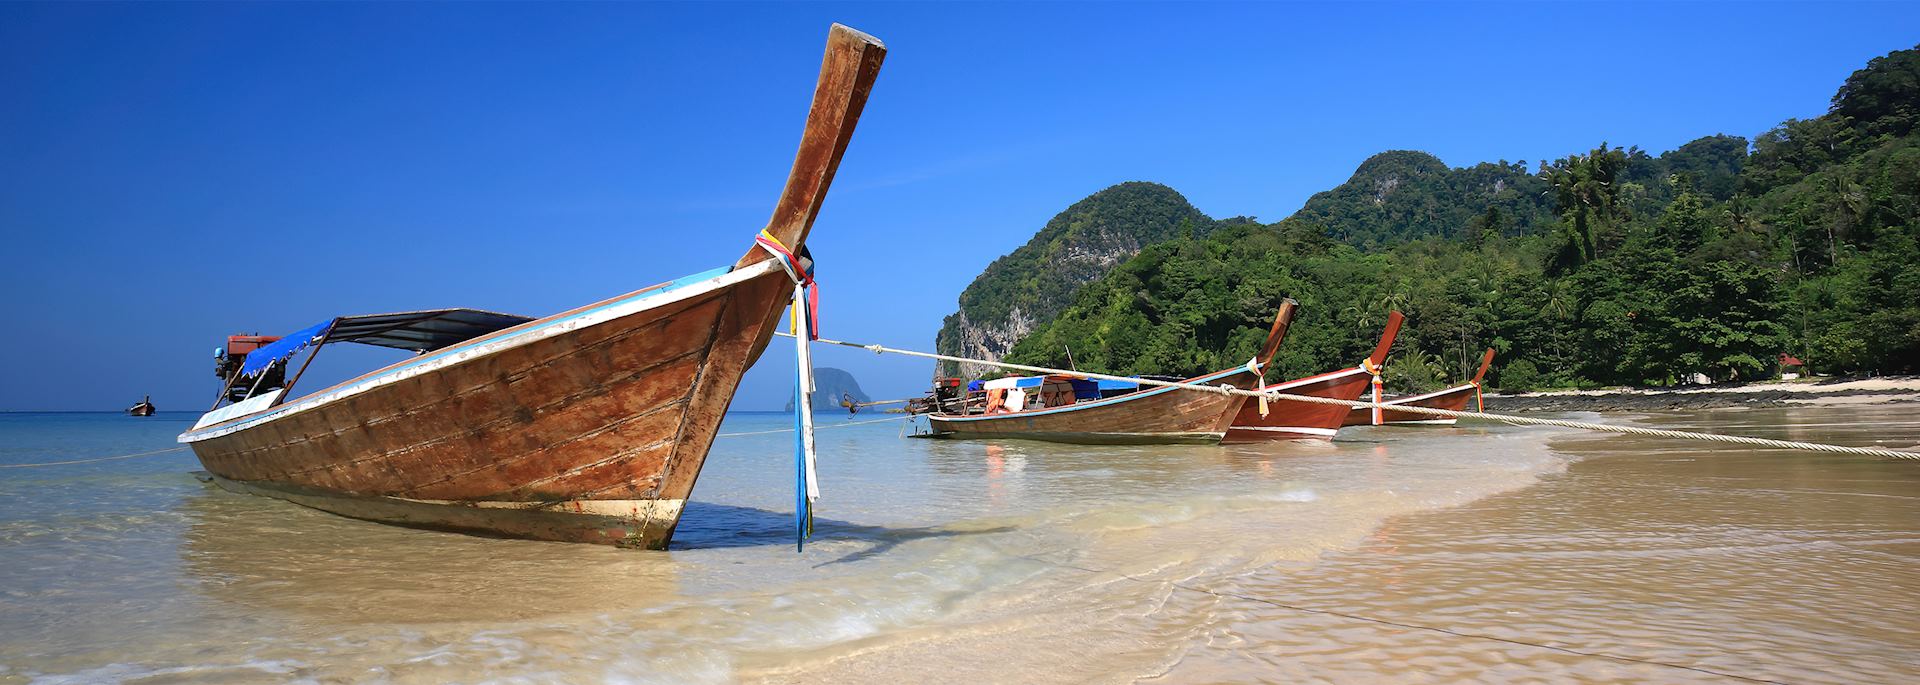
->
[998,45,1920,391]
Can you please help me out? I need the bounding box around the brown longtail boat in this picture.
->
[921,300,1299,444]
[1343,348,1494,426]
[1223,311,1404,442]
[176,25,887,549]
[127,396,156,417]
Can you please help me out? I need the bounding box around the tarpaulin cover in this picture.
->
[239,319,334,378]
[1070,378,1101,399]
[984,376,1045,390]
[1096,378,1140,391]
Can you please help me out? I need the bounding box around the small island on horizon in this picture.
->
[783,367,873,413]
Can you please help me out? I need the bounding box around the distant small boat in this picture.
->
[1224,311,1403,442]
[921,300,1298,444]
[1344,348,1494,426]
[127,396,156,417]
[177,24,887,549]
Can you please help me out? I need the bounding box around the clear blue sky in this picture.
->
[2,2,1915,411]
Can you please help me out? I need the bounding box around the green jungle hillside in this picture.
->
[992,44,1920,392]
[933,182,1248,376]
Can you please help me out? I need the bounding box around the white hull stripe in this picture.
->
[1231,425,1339,436]
[181,261,784,444]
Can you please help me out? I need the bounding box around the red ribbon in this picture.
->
[755,233,821,340]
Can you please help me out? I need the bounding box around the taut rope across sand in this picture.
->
[778,332,1920,461]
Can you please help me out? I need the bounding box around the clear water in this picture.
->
[0,407,1913,683]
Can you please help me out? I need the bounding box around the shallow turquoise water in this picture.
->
[0,410,1580,683]
[56,406,1919,683]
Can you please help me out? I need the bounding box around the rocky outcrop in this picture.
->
[933,182,1217,378]
[784,367,872,413]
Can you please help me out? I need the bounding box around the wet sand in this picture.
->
[1149,405,1920,683]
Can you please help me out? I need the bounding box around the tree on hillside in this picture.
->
[1543,144,1630,273]
[1832,43,1920,139]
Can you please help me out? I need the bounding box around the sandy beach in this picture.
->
[1491,376,1920,413]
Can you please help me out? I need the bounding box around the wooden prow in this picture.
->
[736,24,887,268]
[1471,348,1496,385]
[1367,311,1405,369]
[1255,298,1299,367]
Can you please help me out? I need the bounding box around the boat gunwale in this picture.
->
[1378,383,1475,406]
[928,365,1253,423]
[179,260,784,444]
[1256,365,1370,393]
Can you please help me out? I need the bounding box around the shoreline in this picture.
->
[1487,376,1920,413]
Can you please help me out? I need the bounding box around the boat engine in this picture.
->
[215,334,283,403]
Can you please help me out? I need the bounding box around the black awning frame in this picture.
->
[327,308,536,353]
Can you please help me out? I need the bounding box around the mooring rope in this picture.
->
[775,332,1920,461]
[716,414,912,438]
[0,446,191,469]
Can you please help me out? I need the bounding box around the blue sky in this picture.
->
[2,2,1916,411]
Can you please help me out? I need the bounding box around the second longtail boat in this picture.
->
[1223,311,1404,442]
[920,301,1299,444]
[1343,348,1495,426]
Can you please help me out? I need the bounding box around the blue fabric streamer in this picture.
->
[239,319,334,378]
[793,376,808,551]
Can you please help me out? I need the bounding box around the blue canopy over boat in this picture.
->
[236,308,535,378]
[238,320,333,378]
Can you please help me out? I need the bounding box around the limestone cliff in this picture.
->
[932,182,1224,377]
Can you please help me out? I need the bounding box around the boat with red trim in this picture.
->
[1343,348,1495,426]
[1223,311,1403,442]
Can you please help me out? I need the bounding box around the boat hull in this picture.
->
[925,368,1256,445]
[197,472,687,547]
[1224,367,1372,442]
[184,267,792,549]
[1343,383,1476,426]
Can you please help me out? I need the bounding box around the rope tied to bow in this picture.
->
[755,230,821,341]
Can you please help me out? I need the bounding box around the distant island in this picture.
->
[784,367,873,413]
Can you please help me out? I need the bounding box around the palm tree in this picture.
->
[1543,144,1630,266]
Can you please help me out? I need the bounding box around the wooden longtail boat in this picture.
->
[127,395,156,417]
[1223,311,1404,443]
[1343,348,1494,426]
[176,25,887,549]
[923,301,1299,444]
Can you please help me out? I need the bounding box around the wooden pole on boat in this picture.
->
[1256,299,1299,370]
[209,363,241,411]
[1251,299,1299,418]
[1365,312,1404,425]
[1471,347,1495,412]
[272,319,338,408]
[738,24,886,269]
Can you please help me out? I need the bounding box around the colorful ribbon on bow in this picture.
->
[756,230,821,341]
[759,230,822,551]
